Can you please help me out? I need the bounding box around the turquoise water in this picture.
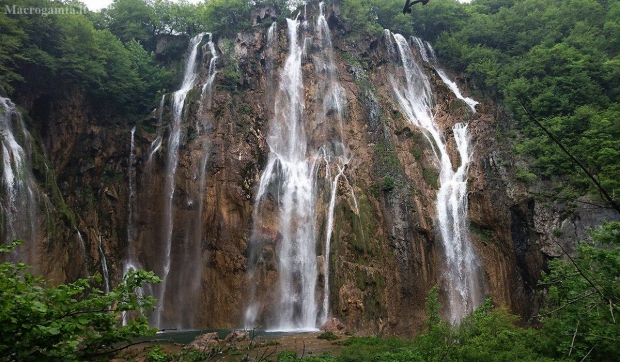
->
[142,329,291,345]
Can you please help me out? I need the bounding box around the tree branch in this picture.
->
[517,97,620,214]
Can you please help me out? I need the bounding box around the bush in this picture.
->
[381,175,396,192]
[0,240,160,362]
[317,331,339,341]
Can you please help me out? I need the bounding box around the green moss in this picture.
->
[381,175,396,192]
[374,139,404,177]
[29,135,77,234]
[141,124,156,133]
[411,148,422,160]
[238,103,251,114]
[469,223,493,245]
[515,167,537,183]
[422,167,439,189]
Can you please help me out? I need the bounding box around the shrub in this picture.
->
[0,240,160,362]
[317,331,339,341]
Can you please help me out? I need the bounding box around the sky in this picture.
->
[82,0,471,12]
[81,0,113,11]
[81,0,199,11]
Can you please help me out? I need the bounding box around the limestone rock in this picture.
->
[320,318,348,335]
[188,332,220,352]
[224,330,250,344]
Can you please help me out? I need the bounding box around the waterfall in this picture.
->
[321,157,344,323]
[170,32,218,330]
[146,95,167,168]
[198,33,218,131]
[412,37,478,113]
[154,32,206,328]
[245,3,349,331]
[315,1,349,324]
[388,33,482,323]
[98,235,110,294]
[0,96,40,264]
[261,16,320,331]
[76,231,89,276]
[127,126,136,248]
[122,125,145,301]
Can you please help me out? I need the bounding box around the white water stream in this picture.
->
[411,37,478,113]
[98,235,110,294]
[154,33,206,328]
[245,3,351,331]
[388,33,482,323]
[0,96,41,264]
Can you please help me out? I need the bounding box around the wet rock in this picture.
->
[320,318,348,335]
[224,330,250,344]
[188,332,220,352]
[252,5,277,26]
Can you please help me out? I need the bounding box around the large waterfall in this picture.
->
[245,2,348,331]
[388,33,482,323]
[153,33,206,328]
[0,96,42,266]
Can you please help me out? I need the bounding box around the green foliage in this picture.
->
[431,0,620,200]
[537,221,620,361]
[381,175,396,192]
[421,167,438,189]
[515,167,537,183]
[317,331,339,341]
[338,0,383,37]
[1,0,171,115]
[200,0,253,39]
[0,9,26,93]
[142,343,226,362]
[452,300,549,362]
[338,336,418,362]
[100,0,158,49]
[408,0,470,43]
[146,345,169,362]
[217,38,242,92]
[0,241,160,361]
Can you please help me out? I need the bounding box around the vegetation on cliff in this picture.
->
[1,0,619,360]
[332,0,620,205]
[129,217,619,361]
[427,0,620,202]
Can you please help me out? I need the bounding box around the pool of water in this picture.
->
[142,328,310,345]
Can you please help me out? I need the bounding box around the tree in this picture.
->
[101,0,159,50]
[0,241,160,362]
[537,222,620,361]
[199,0,253,39]
[0,10,26,93]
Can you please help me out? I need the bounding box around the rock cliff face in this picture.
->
[3,2,616,337]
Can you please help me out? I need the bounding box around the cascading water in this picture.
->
[146,95,167,169]
[315,1,349,324]
[127,126,136,248]
[75,231,90,277]
[245,3,350,331]
[0,96,41,265]
[98,235,110,294]
[154,32,206,328]
[199,33,218,122]
[169,32,218,329]
[411,37,478,113]
[255,16,320,331]
[388,32,482,323]
[122,126,148,305]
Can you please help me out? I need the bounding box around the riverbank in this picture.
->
[112,331,349,361]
